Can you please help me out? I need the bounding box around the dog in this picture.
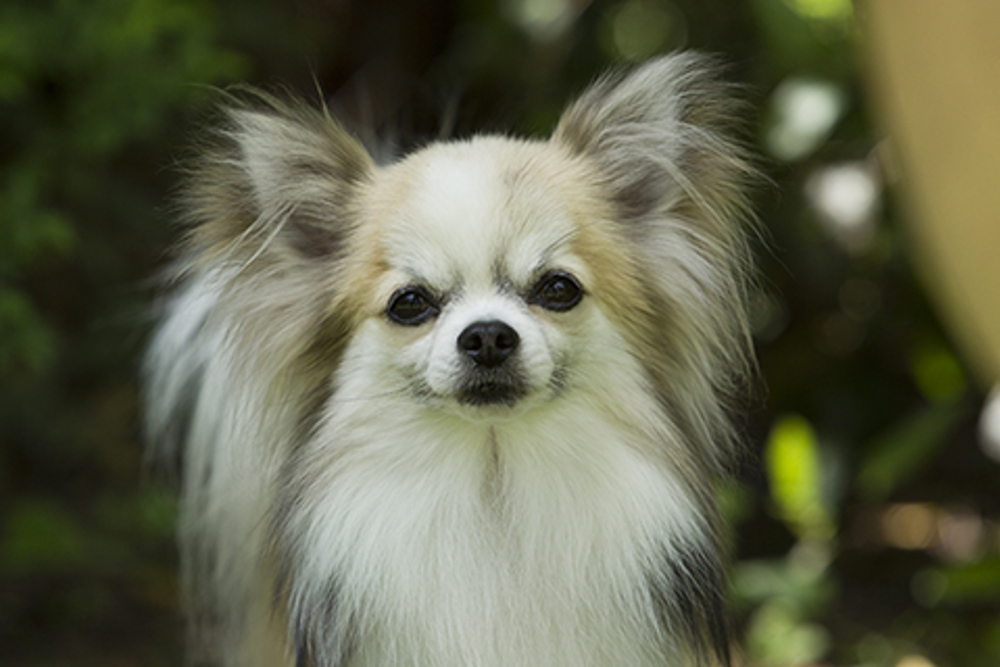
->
[145,52,757,667]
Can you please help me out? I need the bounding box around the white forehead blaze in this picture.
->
[380,139,583,293]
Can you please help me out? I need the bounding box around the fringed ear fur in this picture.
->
[553,53,755,235]
[183,93,374,267]
[553,53,759,473]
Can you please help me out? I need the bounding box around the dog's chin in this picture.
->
[445,374,537,423]
[456,381,526,409]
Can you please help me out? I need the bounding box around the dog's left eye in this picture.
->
[529,271,584,312]
[387,287,439,325]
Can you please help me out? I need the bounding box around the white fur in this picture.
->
[146,54,755,667]
[284,311,706,665]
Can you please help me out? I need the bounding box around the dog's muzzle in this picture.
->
[456,320,525,406]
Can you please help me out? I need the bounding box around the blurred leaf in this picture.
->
[783,0,852,23]
[765,414,835,540]
[0,0,249,384]
[857,401,968,501]
[745,598,832,666]
[984,619,1000,664]
[911,341,967,404]
[0,287,58,374]
[854,633,897,667]
[1,498,88,573]
[921,556,1000,606]
[733,553,836,611]
[0,164,76,272]
[750,0,854,75]
[736,542,837,666]
[1,496,144,577]
[46,0,249,156]
[0,5,35,101]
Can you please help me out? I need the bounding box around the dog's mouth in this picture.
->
[455,367,528,408]
[456,377,527,407]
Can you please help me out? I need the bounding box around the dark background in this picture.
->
[2,0,999,665]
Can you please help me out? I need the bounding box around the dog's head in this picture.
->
[350,137,632,421]
[185,54,756,461]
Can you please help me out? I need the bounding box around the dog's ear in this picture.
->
[554,54,759,473]
[183,93,373,265]
[552,53,753,232]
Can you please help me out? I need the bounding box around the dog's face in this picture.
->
[348,138,630,421]
[180,55,755,467]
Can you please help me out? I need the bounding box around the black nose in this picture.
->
[457,320,520,368]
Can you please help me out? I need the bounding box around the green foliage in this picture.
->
[0,286,58,373]
[0,0,244,661]
[735,544,838,666]
[858,401,969,501]
[0,0,246,374]
[2,498,90,572]
[766,415,836,541]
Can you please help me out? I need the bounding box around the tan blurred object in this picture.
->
[864,0,1000,385]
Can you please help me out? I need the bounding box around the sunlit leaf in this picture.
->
[783,0,853,23]
[765,414,835,540]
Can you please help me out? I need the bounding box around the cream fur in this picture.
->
[146,54,756,667]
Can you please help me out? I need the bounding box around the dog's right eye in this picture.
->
[387,287,439,325]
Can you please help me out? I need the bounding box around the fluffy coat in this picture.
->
[145,53,757,667]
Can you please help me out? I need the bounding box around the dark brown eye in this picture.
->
[529,271,583,312]
[387,287,439,325]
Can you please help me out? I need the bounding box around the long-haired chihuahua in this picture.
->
[146,53,757,667]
